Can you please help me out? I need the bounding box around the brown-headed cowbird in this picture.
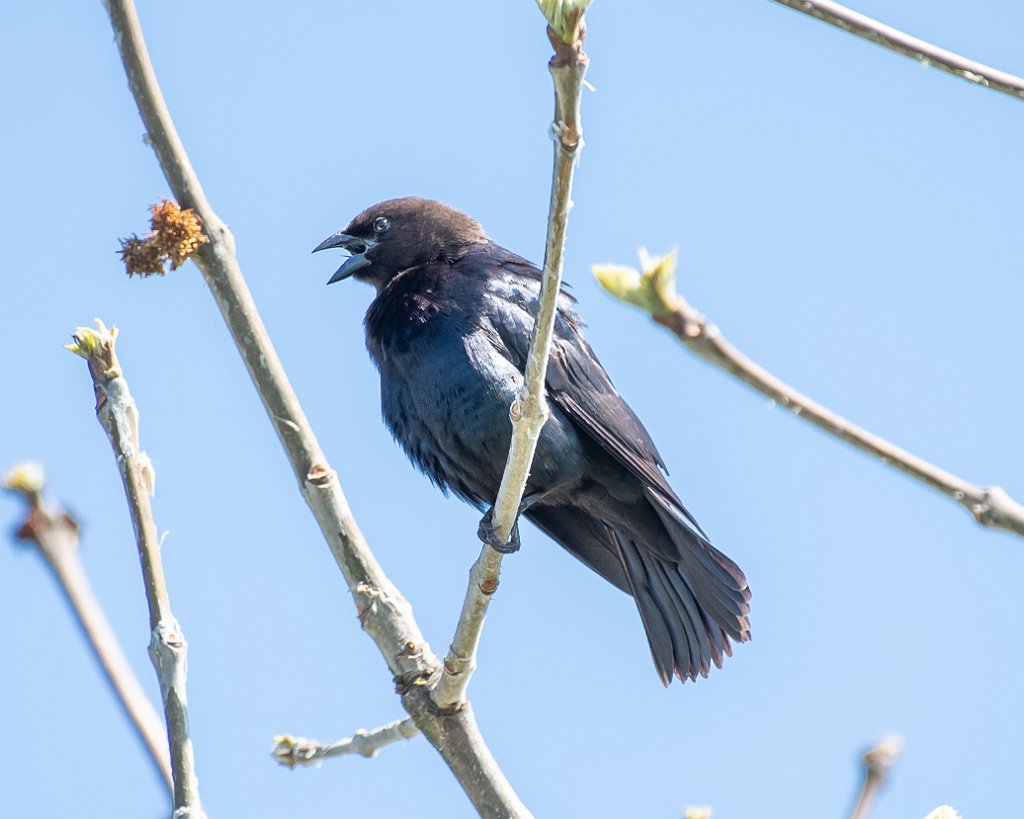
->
[314,197,750,684]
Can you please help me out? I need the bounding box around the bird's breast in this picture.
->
[374,313,523,504]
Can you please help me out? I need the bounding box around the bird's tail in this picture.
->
[615,488,750,684]
[527,499,751,685]
[613,534,749,684]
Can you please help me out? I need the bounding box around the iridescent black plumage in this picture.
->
[315,197,751,684]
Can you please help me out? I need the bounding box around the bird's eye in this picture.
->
[373,216,391,234]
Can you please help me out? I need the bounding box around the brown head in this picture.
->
[312,197,487,290]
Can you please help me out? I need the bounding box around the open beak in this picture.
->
[312,232,376,284]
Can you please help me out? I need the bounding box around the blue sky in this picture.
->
[2,1,1022,817]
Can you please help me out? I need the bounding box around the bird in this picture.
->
[313,196,750,684]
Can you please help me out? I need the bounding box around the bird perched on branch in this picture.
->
[314,197,750,684]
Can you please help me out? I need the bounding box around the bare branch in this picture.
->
[3,463,173,792]
[594,252,1024,538]
[101,1,529,814]
[66,321,205,818]
[849,736,902,819]
[432,25,590,711]
[769,0,1024,101]
[271,718,420,768]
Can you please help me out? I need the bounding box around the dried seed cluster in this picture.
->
[119,199,208,276]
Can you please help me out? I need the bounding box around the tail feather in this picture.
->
[679,567,749,644]
[646,487,748,592]
[644,552,712,679]
[646,488,751,642]
[614,532,738,683]
[525,498,750,684]
[656,542,748,643]
[614,533,680,685]
[654,556,727,671]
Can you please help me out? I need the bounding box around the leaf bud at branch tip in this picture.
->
[592,248,681,317]
[3,461,46,497]
[536,0,592,46]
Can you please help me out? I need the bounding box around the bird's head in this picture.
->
[313,197,486,290]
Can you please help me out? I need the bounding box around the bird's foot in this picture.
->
[477,506,521,554]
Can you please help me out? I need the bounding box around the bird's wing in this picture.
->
[545,330,672,494]
[480,251,708,541]
[476,252,751,683]
[544,326,709,542]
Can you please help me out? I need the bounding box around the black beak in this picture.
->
[312,232,375,284]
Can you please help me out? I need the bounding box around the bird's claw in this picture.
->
[477,507,521,554]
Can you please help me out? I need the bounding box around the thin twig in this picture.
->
[271,718,421,767]
[66,321,205,818]
[849,736,902,819]
[3,463,173,792]
[593,252,1024,538]
[769,0,1024,101]
[432,25,590,711]
[101,2,529,814]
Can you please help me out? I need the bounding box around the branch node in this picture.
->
[393,662,441,696]
[403,641,423,658]
[560,124,582,151]
[970,486,1024,534]
[353,582,379,625]
[306,462,333,486]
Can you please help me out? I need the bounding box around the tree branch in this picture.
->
[769,0,1024,101]
[594,251,1024,538]
[101,1,530,814]
[432,23,590,711]
[66,321,205,818]
[848,736,902,819]
[3,463,173,792]
[271,717,420,767]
